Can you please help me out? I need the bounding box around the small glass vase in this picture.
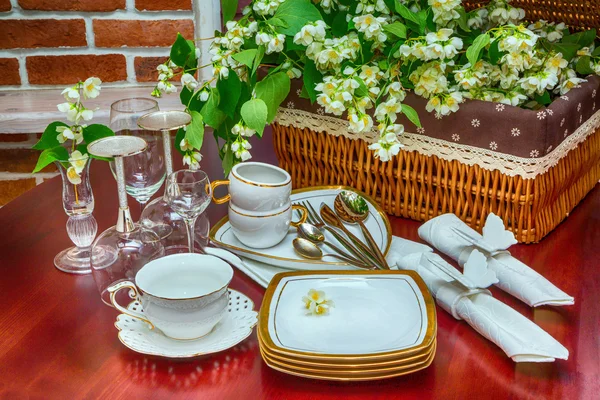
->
[54,159,97,274]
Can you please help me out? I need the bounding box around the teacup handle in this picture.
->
[210,180,231,204]
[290,205,308,228]
[108,281,155,330]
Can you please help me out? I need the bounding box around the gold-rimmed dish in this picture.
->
[258,270,437,363]
[209,186,392,271]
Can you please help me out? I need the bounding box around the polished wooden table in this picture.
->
[0,129,598,399]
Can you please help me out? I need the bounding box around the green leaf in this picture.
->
[563,29,596,48]
[254,72,291,122]
[551,42,581,62]
[232,49,258,68]
[266,17,289,28]
[222,143,234,176]
[395,2,425,35]
[576,55,595,75]
[185,111,205,149]
[217,72,241,118]
[534,91,552,106]
[33,146,69,173]
[466,33,490,66]
[222,0,238,23]
[253,45,266,74]
[82,124,115,146]
[488,39,503,64]
[592,47,600,57]
[33,121,68,150]
[201,88,227,128]
[303,59,322,103]
[273,0,322,36]
[456,7,471,32]
[354,77,369,97]
[401,104,421,128]
[383,22,407,39]
[331,12,348,37]
[170,33,193,68]
[241,99,268,137]
[174,127,186,154]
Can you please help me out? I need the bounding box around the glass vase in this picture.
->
[54,159,98,274]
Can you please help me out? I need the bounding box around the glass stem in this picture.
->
[185,217,198,253]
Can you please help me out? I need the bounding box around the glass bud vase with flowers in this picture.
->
[32,77,115,274]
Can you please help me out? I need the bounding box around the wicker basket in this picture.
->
[271,5,600,243]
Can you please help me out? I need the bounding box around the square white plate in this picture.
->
[259,271,436,360]
[209,186,392,271]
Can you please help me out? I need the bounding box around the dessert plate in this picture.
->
[259,271,436,361]
[209,186,392,270]
[114,289,257,358]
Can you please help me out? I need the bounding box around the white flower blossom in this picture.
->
[83,77,101,99]
[183,152,202,170]
[181,73,198,91]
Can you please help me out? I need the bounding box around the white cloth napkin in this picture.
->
[418,214,574,307]
[387,236,569,362]
[221,237,569,362]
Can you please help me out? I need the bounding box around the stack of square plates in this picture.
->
[258,270,437,381]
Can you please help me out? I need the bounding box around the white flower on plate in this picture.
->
[511,128,520,137]
[452,133,460,141]
[83,77,101,99]
[496,104,505,112]
[530,149,540,157]
[68,150,89,174]
[577,103,582,112]
[181,73,198,91]
[537,111,546,120]
[66,166,82,185]
[302,289,334,316]
[471,119,480,128]
[560,95,569,101]
[489,141,498,151]
[417,127,426,134]
[183,151,202,170]
[61,86,79,103]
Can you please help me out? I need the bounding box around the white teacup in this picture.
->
[229,203,308,248]
[107,253,234,340]
[211,162,292,212]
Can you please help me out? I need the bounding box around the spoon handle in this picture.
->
[323,226,379,269]
[357,220,390,270]
[337,223,385,269]
[322,240,367,266]
[321,253,373,269]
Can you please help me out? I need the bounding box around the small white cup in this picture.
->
[211,162,292,212]
[107,254,234,340]
[229,203,308,248]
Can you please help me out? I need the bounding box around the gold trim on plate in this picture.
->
[208,185,393,266]
[258,270,437,362]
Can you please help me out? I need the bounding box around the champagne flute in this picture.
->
[165,170,212,253]
[109,98,165,213]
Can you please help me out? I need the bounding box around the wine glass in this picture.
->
[109,98,165,212]
[164,170,212,253]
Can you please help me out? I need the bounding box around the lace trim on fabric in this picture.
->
[275,107,600,178]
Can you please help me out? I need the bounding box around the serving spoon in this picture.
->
[292,238,372,269]
[334,191,390,269]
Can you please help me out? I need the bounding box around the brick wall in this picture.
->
[0,0,218,206]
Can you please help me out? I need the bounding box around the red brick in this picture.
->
[135,56,179,82]
[0,149,57,173]
[27,54,127,85]
[94,19,194,47]
[0,19,86,49]
[0,0,11,11]
[0,178,37,206]
[0,58,20,85]
[135,0,191,11]
[0,134,30,143]
[18,0,125,11]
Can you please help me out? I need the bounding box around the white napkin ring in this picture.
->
[436,282,491,320]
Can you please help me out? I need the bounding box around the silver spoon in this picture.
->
[335,192,390,270]
[292,238,372,269]
[297,223,365,265]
